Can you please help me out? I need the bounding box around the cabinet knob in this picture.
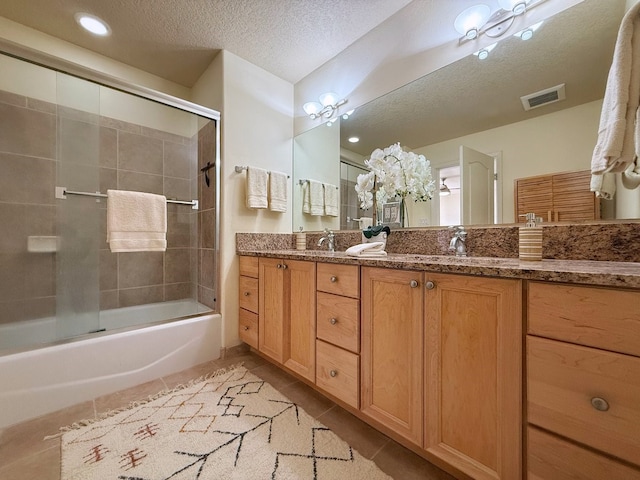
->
[281,263,288,269]
[330,276,337,283]
[329,370,337,377]
[330,318,337,325]
[425,281,435,290]
[276,264,282,269]
[409,280,418,288]
[243,326,249,331]
[591,397,610,412]
[243,291,250,296]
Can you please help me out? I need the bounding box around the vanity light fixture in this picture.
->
[514,21,543,40]
[439,178,451,196]
[75,13,111,36]
[303,92,348,121]
[454,0,541,44]
[474,42,497,60]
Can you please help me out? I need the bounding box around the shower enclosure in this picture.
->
[0,52,220,354]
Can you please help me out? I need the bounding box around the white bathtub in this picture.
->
[0,301,221,428]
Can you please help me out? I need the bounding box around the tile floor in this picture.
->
[0,350,456,480]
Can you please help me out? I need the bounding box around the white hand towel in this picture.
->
[623,158,640,188]
[269,171,288,213]
[591,1,640,177]
[324,183,339,217]
[107,190,167,253]
[302,181,311,214]
[345,241,387,257]
[590,173,616,200]
[246,167,268,209]
[309,180,324,216]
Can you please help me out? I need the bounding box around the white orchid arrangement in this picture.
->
[355,143,436,210]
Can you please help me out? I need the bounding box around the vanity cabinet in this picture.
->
[258,257,316,382]
[514,169,599,223]
[238,256,259,348]
[361,268,522,480]
[526,281,640,479]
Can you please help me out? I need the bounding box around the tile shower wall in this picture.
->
[0,88,216,328]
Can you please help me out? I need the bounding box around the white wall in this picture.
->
[418,100,602,223]
[192,50,294,348]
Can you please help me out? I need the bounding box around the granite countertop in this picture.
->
[236,249,640,289]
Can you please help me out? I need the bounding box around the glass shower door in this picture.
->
[55,72,101,340]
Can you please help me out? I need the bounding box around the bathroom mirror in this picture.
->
[293,0,633,230]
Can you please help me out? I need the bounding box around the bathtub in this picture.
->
[0,301,221,428]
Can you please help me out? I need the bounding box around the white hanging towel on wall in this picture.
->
[246,167,268,209]
[324,183,339,217]
[269,171,288,213]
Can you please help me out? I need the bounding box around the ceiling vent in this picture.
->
[520,83,566,111]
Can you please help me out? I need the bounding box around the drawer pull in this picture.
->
[425,281,435,290]
[329,370,338,377]
[410,280,418,288]
[591,397,610,412]
[243,291,250,296]
[330,318,338,325]
[330,276,338,283]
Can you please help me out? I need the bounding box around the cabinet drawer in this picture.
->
[528,281,640,357]
[527,426,640,480]
[316,292,359,353]
[527,336,640,466]
[239,309,258,349]
[239,276,258,313]
[239,256,259,278]
[316,340,359,409]
[317,263,359,298]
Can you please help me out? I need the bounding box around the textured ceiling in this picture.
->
[340,0,625,156]
[0,0,414,86]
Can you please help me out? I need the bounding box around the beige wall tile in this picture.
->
[165,248,191,284]
[118,251,163,288]
[0,103,56,159]
[164,176,191,201]
[199,248,216,290]
[118,131,163,175]
[58,117,100,165]
[99,126,117,169]
[100,289,118,310]
[117,170,163,195]
[164,141,192,179]
[0,153,55,204]
[164,282,192,301]
[119,285,164,307]
[100,249,117,290]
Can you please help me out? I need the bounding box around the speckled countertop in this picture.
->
[236,249,640,289]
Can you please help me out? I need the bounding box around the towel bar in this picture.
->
[55,187,199,210]
[234,165,290,178]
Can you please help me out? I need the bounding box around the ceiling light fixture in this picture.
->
[75,13,111,36]
[440,178,451,196]
[303,92,348,122]
[348,136,359,143]
[454,0,541,44]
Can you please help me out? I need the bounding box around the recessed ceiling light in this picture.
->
[348,137,359,143]
[75,13,111,36]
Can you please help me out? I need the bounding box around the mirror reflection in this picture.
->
[293,0,636,230]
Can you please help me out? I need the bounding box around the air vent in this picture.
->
[520,84,566,111]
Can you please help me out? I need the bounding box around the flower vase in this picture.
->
[399,197,408,228]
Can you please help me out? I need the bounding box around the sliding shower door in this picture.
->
[55,73,102,340]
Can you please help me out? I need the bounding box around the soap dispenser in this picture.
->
[519,213,543,261]
[296,226,307,251]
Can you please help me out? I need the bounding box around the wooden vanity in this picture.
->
[237,250,640,480]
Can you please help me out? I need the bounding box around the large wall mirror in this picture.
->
[293,0,639,231]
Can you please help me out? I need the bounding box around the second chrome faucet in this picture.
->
[317,228,336,252]
[449,226,467,257]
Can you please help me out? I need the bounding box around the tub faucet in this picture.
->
[317,228,336,252]
[449,226,467,257]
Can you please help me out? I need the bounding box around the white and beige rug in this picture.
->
[61,365,392,479]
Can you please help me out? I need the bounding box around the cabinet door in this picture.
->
[283,259,316,382]
[552,170,599,222]
[424,274,522,480]
[259,258,285,363]
[361,267,423,445]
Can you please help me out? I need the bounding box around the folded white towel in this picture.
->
[324,183,339,217]
[623,158,640,188]
[269,171,287,213]
[107,190,167,253]
[246,167,268,209]
[590,173,616,200]
[591,1,640,178]
[309,180,324,216]
[302,181,311,214]
[345,242,387,257]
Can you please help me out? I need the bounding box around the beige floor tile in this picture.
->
[93,378,166,413]
[278,380,336,418]
[372,440,456,480]
[317,405,390,459]
[0,401,92,468]
[0,443,60,480]
[250,362,299,390]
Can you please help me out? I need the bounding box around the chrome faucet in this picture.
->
[317,228,336,252]
[449,226,467,257]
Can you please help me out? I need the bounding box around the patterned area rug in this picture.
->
[61,365,391,479]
